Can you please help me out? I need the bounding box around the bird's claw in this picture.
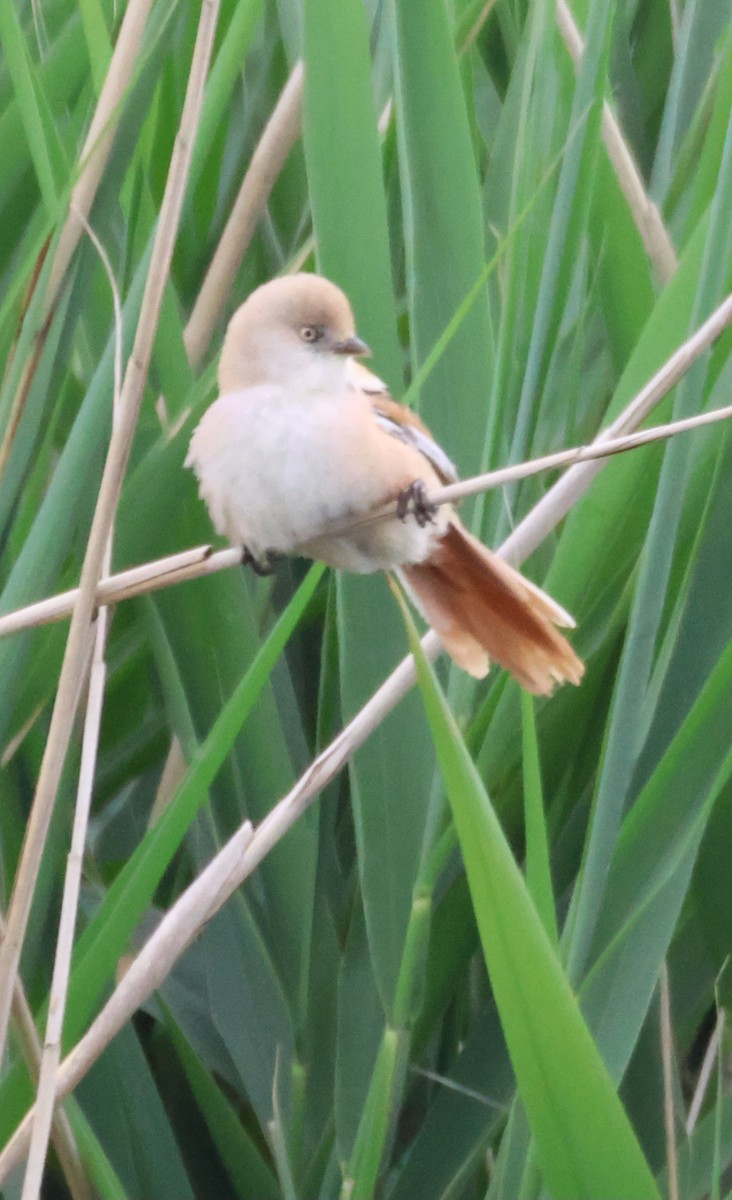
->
[241,547,278,577]
[396,480,437,528]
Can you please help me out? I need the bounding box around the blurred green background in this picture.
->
[1,0,732,1197]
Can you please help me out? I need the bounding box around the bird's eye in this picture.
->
[300,325,322,343]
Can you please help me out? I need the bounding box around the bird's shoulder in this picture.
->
[347,360,458,485]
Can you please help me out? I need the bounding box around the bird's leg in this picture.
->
[396,480,437,528]
[241,547,278,576]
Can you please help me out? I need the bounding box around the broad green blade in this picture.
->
[401,594,660,1200]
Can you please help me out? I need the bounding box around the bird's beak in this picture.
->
[331,333,371,358]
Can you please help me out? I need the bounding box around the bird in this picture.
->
[185,273,584,694]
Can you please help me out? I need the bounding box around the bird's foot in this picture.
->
[241,547,278,577]
[396,480,437,528]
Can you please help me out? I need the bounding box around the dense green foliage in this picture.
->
[1,0,732,1197]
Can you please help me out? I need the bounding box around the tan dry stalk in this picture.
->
[0,5,691,1181]
[458,1,499,54]
[3,398,732,643]
[555,0,678,284]
[0,0,222,1078]
[1,399,729,642]
[183,66,389,377]
[46,0,155,299]
[1,287,731,642]
[0,643,425,1182]
[449,0,678,284]
[184,62,304,368]
[0,914,93,1200]
[20,606,112,1200]
[319,394,732,550]
[0,289,726,1178]
[21,214,123,1200]
[0,0,155,480]
[148,737,188,827]
[0,545,225,638]
[441,399,732,502]
[500,288,732,565]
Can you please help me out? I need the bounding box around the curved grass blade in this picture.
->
[397,586,660,1200]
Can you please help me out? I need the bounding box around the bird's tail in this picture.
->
[399,522,584,694]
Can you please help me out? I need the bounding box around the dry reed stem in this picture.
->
[500,288,732,565]
[2,400,732,641]
[450,0,678,284]
[0,6,696,1183]
[21,217,123,1200]
[1,287,731,641]
[323,395,732,546]
[0,289,726,1178]
[46,0,155,299]
[0,0,154,480]
[0,402,729,641]
[0,914,93,1200]
[21,609,112,1200]
[458,1,499,54]
[555,0,678,284]
[0,545,225,638]
[148,737,188,827]
[0,0,221,1078]
[184,62,304,368]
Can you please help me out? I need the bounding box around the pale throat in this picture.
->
[294,349,352,393]
[252,340,352,393]
[225,338,352,393]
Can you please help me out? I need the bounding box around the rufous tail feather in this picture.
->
[399,522,584,694]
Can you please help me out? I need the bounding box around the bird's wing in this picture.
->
[347,360,458,485]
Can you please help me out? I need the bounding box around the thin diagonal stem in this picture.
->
[556,0,677,283]
[0,0,221,1078]
[1,284,730,1179]
[21,212,123,1200]
[1,284,731,642]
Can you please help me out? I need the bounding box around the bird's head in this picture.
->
[219,274,371,394]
